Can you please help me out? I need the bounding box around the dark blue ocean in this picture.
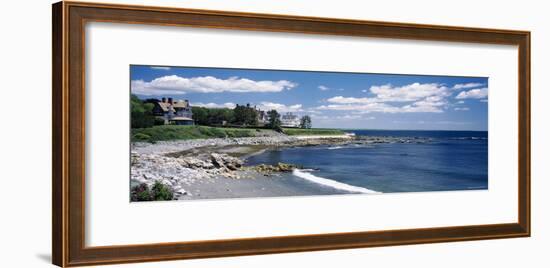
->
[246,130,488,193]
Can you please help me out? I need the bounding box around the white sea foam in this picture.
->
[328,145,373,150]
[292,169,381,194]
[453,137,488,140]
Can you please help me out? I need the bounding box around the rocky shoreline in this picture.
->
[131,135,432,200]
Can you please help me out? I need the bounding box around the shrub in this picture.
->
[273,125,284,133]
[131,181,174,201]
[152,181,174,201]
[133,133,151,142]
[153,117,165,126]
[131,183,152,201]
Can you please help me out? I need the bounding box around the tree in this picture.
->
[131,94,155,128]
[233,104,258,126]
[300,115,312,129]
[244,107,259,125]
[192,107,235,126]
[191,107,209,125]
[267,109,282,132]
[233,105,247,125]
[220,108,235,124]
[208,108,234,125]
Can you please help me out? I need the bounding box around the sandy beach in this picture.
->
[175,171,351,200]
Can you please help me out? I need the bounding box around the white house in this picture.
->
[281,112,301,128]
[150,97,194,125]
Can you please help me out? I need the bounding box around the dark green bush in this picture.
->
[131,183,153,201]
[273,125,284,133]
[133,133,151,141]
[152,181,174,201]
[131,94,155,128]
[131,181,174,202]
[153,117,165,126]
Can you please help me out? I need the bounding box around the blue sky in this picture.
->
[131,65,488,131]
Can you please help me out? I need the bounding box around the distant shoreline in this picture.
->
[339,129,488,132]
[132,134,352,155]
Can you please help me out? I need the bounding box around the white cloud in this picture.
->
[311,114,375,121]
[317,102,400,113]
[318,85,330,91]
[191,102,236,109]
[454,107,470,111]
[321,83,451,113]
[412,95,446,107]
[327,82,449,104]
[317,99,446,113]
[456,100,465,104]
[369,83,449,102]
[434,121,470,125]
[257,102,303,113]
[361,89,368,93]
[150,66,171,70]
[480,99,488,103]
[400,104,444,113]
[319,101,446,113]
[456,88,488,99]
[336,115,361,120]
[393,120,469,125]
[131,75,297,95]
[452,82,484,90]
[310,114,330,120]
[326,96,377,104]
[304,109,323,114]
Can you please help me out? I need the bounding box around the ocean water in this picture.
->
[245,130,488,194]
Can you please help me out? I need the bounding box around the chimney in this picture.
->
[168,97,173,104]
[162,97,166,103]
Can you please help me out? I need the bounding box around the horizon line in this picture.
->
[321,127,488,132]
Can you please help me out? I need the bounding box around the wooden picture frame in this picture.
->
[52,1,530,267]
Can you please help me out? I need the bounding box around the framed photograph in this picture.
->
[52,1,530,267]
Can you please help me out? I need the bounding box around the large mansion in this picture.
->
[149,97,194,125]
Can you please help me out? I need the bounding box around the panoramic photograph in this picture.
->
[129,65,488,202]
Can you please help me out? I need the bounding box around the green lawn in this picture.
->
[131,125,258,142]
[132,125,346,142]
[282,128,345,136]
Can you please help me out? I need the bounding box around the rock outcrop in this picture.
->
[251,162,302,174]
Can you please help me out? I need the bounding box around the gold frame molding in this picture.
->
[52,1,530,267]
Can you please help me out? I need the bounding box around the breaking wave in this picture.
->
[292,169,380,194]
